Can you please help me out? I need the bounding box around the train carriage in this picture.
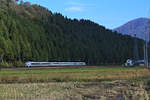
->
[25,61,86,67]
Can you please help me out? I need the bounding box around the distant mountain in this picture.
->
[114,18,149,40]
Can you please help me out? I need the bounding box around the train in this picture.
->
[25,61,86,67]
[124,59,144,67]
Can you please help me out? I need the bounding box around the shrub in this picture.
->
[0,61,13,67]
[15,61,25,67]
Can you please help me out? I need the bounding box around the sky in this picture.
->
[23,0,150,29]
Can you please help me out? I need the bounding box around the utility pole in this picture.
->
[148,18,150,68]
[144,39,148,68]
[145,9,150,68]
[133,34,139,61]
[144,18,150,68]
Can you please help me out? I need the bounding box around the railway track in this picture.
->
[1,65,123,71]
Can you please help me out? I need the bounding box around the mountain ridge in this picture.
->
[114,17,150,40]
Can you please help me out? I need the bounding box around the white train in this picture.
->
[124,59,144,67]
[25,61,86,67]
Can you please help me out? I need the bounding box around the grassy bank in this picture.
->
[0,67,149,83]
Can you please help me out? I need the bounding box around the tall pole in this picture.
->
[133,34,139,61]
[148,18,150,68]
[144,43,146,66]
[146,9,150,68]
[144,20,149,68]
[145,18,150,68]
[145,40,148,68]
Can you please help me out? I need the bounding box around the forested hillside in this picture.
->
[0,0,144,66]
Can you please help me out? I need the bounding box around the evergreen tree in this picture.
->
[0,0,145,66]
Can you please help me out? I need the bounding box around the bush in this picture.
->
[0,61,13,67]
[15,61,25,67]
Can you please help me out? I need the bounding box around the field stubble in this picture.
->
[0,81,150,100]
[0,66,150,100]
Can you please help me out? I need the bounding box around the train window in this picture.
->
[42,63,50,65]
[53,62,59,64]
[31,63,40,65]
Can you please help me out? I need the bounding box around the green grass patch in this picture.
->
[0,67,149,83]
[0,67,144,74]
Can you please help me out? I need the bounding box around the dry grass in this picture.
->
[0,67,150,100]
[0,81,149,100]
